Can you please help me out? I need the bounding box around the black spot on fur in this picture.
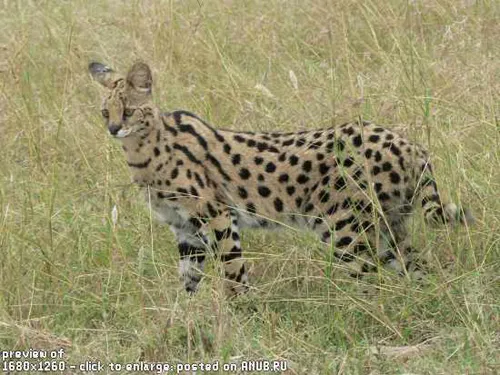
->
[336,236,353,247]
[273,198,284,212]
[266,162,277,173]
[171,168,179,179]
[206,202,219,218]
[352,134,363,147]
[258,186,271,197]
[194,173,205,188]
[239,168,251,180]
[382,162,392,171]
[177,187,189,195]
[319,190,330,203]
[297,174,310,184]
[189,186,199,197]
[389,144,401,156]
[302,160,312,172]
[342,198,352,209]
[342,127,355,136]
[378,192,391,201]
[256,142,268,152]
[238,186,248,199]
[232,154,241,165]
[336,139,345,151]
[319,163,330,175]
[214,228,231,241]
[352,168,363,181]
[342,157,354,167]
[398,157,406,171]
[295,197,303,208]
[278,173,289,183]
[309,141,323,149]
[335,215,356,231]
[246,202,256,214]
[326,203,338,215]
[334,176,347,191]
[389,171,401,184]
[295,138,306,147]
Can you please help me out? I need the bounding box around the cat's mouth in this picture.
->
[113,128,133,138]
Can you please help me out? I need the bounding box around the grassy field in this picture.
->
[0,0,498,373]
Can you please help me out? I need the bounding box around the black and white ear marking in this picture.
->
[89,62,113,74]
[88,62,117,88]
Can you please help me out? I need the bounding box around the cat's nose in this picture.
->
[108,124,122,135]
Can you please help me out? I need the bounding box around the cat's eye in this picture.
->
[123,108,135,117]
[101,109,109,118]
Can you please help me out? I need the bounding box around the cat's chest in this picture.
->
[142,188,191,227]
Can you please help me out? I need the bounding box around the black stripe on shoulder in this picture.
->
[206,153,232,181]
[178,123,208,150]
[173,110,210,128]
[173,143,202,164]
[161,116,178,136]
[174,110,225,143]
[127,158,152,168]
[173,111,184,125]
[210,128,225,142]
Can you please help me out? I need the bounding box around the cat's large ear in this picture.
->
[125,62,152,103]
[88,62,119,89]
[126,62,152,93]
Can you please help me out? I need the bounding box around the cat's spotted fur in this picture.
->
[89,62,473,295]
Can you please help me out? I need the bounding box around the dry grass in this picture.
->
[0,0,498,373]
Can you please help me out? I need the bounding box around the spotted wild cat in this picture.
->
[89,61,473,296]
